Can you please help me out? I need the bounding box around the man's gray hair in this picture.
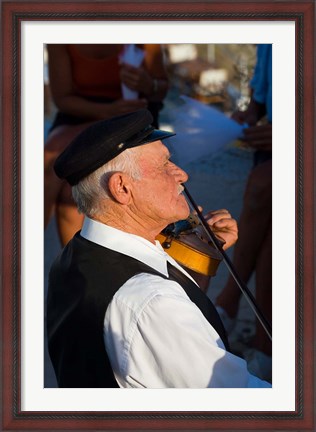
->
[72,147,142,216]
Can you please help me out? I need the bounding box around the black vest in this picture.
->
[47,232,229,388]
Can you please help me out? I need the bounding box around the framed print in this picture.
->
[1,0,315,431]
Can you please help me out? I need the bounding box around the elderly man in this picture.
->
[47,109,271,388]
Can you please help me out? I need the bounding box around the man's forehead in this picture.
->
[137,141,170,165]
[142,140,169,154]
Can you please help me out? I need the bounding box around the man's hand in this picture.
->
[204,209,238,251]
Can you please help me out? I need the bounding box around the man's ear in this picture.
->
[107,172,132,205]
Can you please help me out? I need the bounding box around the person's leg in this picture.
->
[245,223,272,382]
[253,222,272,356]
[216,159,272,320]
[44,122,94,243]
[44,126,72,228]
[55,182,85,246]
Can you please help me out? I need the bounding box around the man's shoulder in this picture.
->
[113,272,187,312]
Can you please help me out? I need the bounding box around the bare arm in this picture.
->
[47,44,147,121]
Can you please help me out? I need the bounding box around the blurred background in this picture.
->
[44,43,271,387]
[44,43,256,131]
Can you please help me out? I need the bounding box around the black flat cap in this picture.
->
[54,109,175,186]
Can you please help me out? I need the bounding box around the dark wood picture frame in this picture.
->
[1,0,315,430]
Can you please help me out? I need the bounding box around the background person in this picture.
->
[215,44,272,381]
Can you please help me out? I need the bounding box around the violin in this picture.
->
[158,185,272,341]
[183,186,272,341]
[157,214,223,277]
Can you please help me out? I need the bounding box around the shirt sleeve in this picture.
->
[104,275,271,388]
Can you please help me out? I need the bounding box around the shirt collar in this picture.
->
[80,217,172,277]
[81,217,198,284]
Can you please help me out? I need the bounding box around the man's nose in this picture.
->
[172,163,188,183]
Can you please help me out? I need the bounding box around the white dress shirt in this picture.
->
[81,217,271,388]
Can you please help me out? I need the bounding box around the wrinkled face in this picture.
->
[131,141,190,231]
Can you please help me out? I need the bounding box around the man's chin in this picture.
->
[174,206,190,224]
